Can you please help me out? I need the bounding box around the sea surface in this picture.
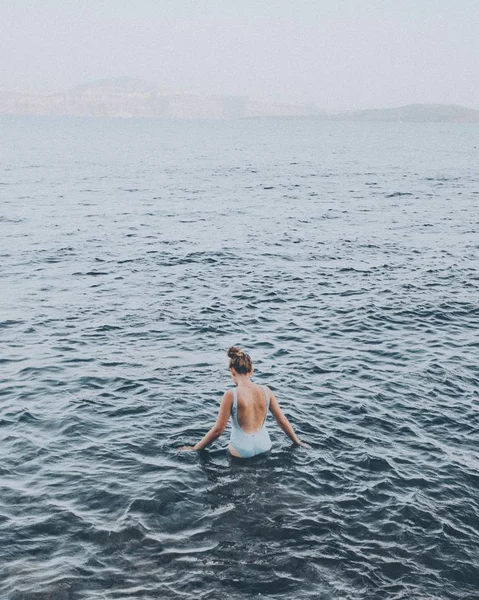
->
[1,116,478,600]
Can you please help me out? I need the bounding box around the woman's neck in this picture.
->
[235,374,253,387]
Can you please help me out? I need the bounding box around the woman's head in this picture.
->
[227,346,253,376]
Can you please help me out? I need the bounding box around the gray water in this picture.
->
[1,116,478,600]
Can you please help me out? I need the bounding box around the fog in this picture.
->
[1,0,478,110]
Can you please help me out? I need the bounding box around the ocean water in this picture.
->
[1,116,478,600]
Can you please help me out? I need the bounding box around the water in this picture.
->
[1,116,478,600]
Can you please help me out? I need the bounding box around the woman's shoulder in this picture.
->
[257,382,271,392]
[223,388,235,400]
[251,383,272,402]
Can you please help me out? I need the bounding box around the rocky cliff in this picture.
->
[0,77,316,119]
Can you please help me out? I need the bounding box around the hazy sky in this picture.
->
[1,0,478,110]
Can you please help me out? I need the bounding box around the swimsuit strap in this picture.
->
[262,386,270,424]
[263,385,270,410]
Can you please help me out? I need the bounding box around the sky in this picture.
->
[1,0,478,110]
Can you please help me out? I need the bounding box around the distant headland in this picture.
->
[1,77,478,122]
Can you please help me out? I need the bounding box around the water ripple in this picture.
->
[1,118,478,599]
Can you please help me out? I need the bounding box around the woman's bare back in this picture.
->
[235,384,269,433]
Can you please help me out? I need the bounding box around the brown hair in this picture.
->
[227,346,253,375]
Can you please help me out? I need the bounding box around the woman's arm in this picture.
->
[179,390,234,451]
[269,389,309,447]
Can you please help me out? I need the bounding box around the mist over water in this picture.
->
[1,116,478,599]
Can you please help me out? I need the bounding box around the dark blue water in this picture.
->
[1,116,478,599]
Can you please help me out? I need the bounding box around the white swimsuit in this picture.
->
[229,386,272,458]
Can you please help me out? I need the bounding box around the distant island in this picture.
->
[331,103,479,123]
[1,77,478,122]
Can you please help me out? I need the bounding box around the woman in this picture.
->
[180,347,309,457]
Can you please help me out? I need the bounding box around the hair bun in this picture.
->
[227,346,253,374]
[227,346,242,358]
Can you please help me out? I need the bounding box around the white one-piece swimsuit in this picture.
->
[229,386,272,458]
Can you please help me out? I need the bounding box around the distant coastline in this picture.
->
[1,77,478,122]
